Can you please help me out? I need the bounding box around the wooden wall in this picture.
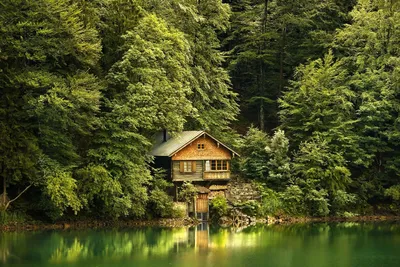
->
[172,135,232,160]
[172,160,203,181]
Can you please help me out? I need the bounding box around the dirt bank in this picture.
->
[0,217,198,232]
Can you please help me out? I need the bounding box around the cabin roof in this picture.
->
[150,130,239,157]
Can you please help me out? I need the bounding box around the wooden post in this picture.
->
[2,175,6,209]
[193,196,197,218]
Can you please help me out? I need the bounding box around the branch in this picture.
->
[6,184,32,209]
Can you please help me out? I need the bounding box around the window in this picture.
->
[208,160,229,171]
[180,161,196,173]
[197,143,205,150]
[205,160,210,171]
[183,161,192,172]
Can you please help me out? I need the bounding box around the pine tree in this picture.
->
[279,52,364,165]
[80,14,194,217]
[145,0,239,135]
[0,0,102,215]
[226,0,356,131]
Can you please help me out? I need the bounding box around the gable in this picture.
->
[171,135,232,160]
[150,131,203,156]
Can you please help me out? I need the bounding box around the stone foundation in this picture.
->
[226,180,261,203]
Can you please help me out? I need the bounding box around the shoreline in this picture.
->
[1,215,399,232]
[265,215,400,224]
[0,217,198,232]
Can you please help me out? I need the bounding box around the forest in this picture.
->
[0,0,399,222]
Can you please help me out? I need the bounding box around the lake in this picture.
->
[1,222,399,267]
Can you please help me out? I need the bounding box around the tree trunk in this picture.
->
[1,168,6,209]
[279,26,286,92]
[258,0,268,131]
[260,101,265,131]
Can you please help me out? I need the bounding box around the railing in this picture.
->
[203,171,230,180]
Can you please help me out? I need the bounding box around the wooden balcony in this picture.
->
[203,171,230,180]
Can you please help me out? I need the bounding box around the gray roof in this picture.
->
[150,131,204,156]
[150,130,239,157]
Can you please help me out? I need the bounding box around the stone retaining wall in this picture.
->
[226,180,261,203]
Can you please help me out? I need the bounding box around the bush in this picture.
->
[210,196,229,218]
[305,189,330,217]
[0,211,27,225]
[171,203,187,218]
[258,186,283,216]
[280,185,306,216]
[178,182,197,203]
[233,200,260,217]
[385,185,400,202]
[238,127,270,180]
[148,189,174,218]
[331,190,357,215]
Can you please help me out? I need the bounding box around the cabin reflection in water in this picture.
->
[193,223,209,249]
[172,223,210,253]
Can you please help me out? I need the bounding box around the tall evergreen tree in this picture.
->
[225,0,356,131]
[146,0,239,136]
[0,0,102,216]
[279,0,400,209]
[81,14,194,217]
[332,0,400,202]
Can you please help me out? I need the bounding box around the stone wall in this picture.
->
[226,180,261,203]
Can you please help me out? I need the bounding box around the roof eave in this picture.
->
[167,131,205,157]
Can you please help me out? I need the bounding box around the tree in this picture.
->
[225,0,356,131]
[79,13,195,217]
[0,0,102,215]
[239,127,270,180]
[332,0,400,203]
[292,136,352,216]
[146,0,239,136]
[279,52,364,165]
[265,129,291,190]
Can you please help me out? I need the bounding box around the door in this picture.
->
[196,193,209,220]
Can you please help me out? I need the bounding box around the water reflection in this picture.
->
[1,222,400,267]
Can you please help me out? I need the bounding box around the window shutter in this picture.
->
[227,161,230,170]
[180,161,184,173]
[192,161,197,172]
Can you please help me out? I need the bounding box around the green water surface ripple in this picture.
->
[1,222,399,267]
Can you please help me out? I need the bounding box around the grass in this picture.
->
[0,211,27,225]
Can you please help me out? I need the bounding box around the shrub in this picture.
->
[148,189,174,218]
[210,195,229,218]
[258,185,283,216]
[385,185,400,202]
[280,185,306,216]
[305,189,330,217]
[233,200,260,217]
[0,211,27,225]
[171,203,187,218]
[178,182,197,203]
[238,127,270,180]
[331,190,357,215]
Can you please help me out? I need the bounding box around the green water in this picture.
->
[1,222,399,267]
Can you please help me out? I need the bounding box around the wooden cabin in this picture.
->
[151,131,239,219]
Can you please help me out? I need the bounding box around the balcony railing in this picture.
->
[203,171,230,180]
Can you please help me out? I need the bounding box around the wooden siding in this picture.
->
[204,171,230,180]
[172,160,203,181]
[171,135,232,160]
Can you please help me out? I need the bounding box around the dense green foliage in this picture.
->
[1,0,400,221]
[210,195,229,219]
[238,0,400,217]
[0,0,237,220]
